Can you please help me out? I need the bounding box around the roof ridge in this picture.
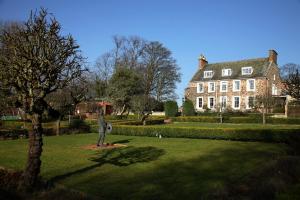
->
[207,57,268,65]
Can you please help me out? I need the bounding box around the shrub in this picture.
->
[111,125,300,143]
[170,115,300,124]
[0,129,28,140]
[164,101,178,117]
[272,106,285,113]
[172,116,219,123]
[182,100,195,116]
[69,119,91,133]
[267,117,300,124]
[145,119,165,125]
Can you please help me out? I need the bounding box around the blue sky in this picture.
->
[1,0,300,105]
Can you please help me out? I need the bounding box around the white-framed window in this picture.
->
[220,96,227,109]
[232,80,241,92]
[196,97,203,109]
[273,74,276,81]
[197,82,204,93]
[208,82,215,92]
[208,96,215,109]
[222,69,232,77]
[220,81,228,92]
[246,79,255,91]
[272,84,278,95]
[232,96,240,109]
[247,96,255,109]
[242,66,253,75]
[204,70,214,78]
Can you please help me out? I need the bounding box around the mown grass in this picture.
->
[1,133,299,199]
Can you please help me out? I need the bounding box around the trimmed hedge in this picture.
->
[111,125,300,143]
[182,100,195,116]
[172,116,220,123]
[0,129,28,140]
[90,119,165,132]
[171,116,300,124]
[164,101,178,117]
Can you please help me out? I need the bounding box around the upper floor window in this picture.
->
[273,74,276,81]
[220,81,228,92]
[247,79,255,91]
[197,82,204,93]
[233,80,241,92]
[208,82,215,92]
[204,70,214,78]
[242,66,253,75]
[222,69,232,77]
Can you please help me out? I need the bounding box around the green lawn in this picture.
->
[1,133,299,199]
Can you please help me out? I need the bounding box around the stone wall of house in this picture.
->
[185,55,283,112]
[185,65,282,112]
[185,79,258,112]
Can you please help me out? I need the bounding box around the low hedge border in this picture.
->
[0,126,92,139]
[0,129,28,140]
[110,125,300,143]
[172,116,300,124]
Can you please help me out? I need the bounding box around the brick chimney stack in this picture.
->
[198,54,208,69]
[268,50,278,64]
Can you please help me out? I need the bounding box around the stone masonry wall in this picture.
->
[185,65,282,112]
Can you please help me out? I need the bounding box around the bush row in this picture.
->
[0,129,28,140]
[172,116,300,124]
[110,125,300,143]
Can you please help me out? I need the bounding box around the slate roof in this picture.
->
[191,57,275,82]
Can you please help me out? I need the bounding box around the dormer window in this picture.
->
[222,69,232,77]
[242,67,253,75]
[204,70,214,78]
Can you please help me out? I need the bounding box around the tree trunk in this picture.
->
[56,116,61,136]
[262,108,266,125]
[141,113,150,126]
[22,113,43,189]
[120,104,126,116]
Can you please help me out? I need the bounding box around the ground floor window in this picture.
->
[247,96,255,109]
[208,97,215,109]
[196,97,203,109]
[220,96,227,109]
[232,96,240,109]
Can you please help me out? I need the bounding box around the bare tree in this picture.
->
[140,41,181,109]
[281,63,300,100]
[255,94,276,124]
[93,36,181,122]
[111,35,145,70]
[0,9,86,189]
[93,52,114,99]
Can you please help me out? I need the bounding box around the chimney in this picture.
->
[268,50,278,64]
[198,54,208,69]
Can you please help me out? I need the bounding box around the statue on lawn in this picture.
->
[97,109,107,147]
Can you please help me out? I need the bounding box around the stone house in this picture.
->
[185,50,282,112]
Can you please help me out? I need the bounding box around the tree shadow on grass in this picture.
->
[50,146,165,183]
[75,143,297,200]
[112,139,132,144]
